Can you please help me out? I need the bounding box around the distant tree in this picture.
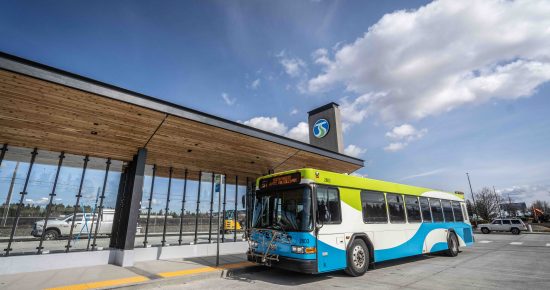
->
[473,187,501,221]
[531,200,549,212]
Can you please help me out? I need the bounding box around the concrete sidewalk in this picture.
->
[0,254,257,290]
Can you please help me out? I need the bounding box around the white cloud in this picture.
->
[384,142,406,152]
[496,184,550,204]
[250,78,261,89]
[281,57,306,78]
[350,172,368,178]
[401,168,447,181]
[241,116,309,143]
[344,144,367,157]
[278,50,307,78]
[286,122,309,143]
[309,0,550,124]
[312,48,331,66]
[385,124,427,141]
[221,92,236,106]
[242,116,288,135]
[290,108,299,115]
[384,124,427,151]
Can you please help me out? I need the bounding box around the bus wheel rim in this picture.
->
[352,245,365,268]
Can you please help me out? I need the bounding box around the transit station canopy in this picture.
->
[0,52,363,180]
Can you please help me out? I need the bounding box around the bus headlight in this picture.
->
[291,246,316,254]
[291,246,304,254]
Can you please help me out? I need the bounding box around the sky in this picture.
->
[1,0,549,205]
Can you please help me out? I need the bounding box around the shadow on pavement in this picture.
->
[225,254,436,286]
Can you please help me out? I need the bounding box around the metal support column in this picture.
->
[110,148,147,251]
[5,148,38,256]
[0,144,6,166]
[91,158,111,250]
[244,177,250,237]
[216,174,222,266]
[221,175,227,243]
[161,167,173,246]
[208,172,215,243]
[37,152,65,254]
[143,164,156,247]
[66,155,89,252]
[178,169,188,245]
[193,171,202,244]
[234,176,238,242]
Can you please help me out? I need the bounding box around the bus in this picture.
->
[247,168,474,276]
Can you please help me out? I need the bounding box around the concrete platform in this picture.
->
[0,253,255,290]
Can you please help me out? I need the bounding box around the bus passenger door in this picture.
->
[317,229,347,272]
[316,186,347,272]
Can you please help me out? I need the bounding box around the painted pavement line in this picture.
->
[478,240,492,243]
[44,276,150,290]
[158,261,254,278]
[509,242,523,245]
[546,243,550,247]
[43,261,255,290]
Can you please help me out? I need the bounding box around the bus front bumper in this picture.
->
[247,251,318,274]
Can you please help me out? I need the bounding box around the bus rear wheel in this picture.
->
[345,239,369,277]
[446,232,459,257]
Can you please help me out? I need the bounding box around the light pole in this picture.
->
[466,173,478,223]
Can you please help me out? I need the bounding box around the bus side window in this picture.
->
[430,199,444,222]
[386,193,406,223]
[441,200,454,222]
[419,197,432,223]
[405,195,422,223]
[360,190,388,223]
[451,201,464,221]
[316,186,342,224]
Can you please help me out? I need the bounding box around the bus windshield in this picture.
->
[252,186,313,232]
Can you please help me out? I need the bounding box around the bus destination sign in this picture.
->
[259,172,301,190]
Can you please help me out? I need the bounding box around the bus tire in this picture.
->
[345,239,369,277]
[445,232,459,257]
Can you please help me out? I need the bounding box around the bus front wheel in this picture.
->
[345,239,369,277]
[446,232,459,257]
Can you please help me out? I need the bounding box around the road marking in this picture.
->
[546,243,550,247]
[44,261,254,290]
[510,242,523,245]
[158,261,254,278]
[478,240,492,243]
[45,276,149,290]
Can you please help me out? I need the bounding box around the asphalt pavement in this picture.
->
[147,232,550,290]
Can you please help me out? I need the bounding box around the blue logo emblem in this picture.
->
[313,119,330,138]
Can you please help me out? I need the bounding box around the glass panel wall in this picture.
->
[0,146,123,256]
[148,172,169,247]
[135,165,154,247]
[164,168,185,246]
[197,172,213,244]
[135,169,253,248]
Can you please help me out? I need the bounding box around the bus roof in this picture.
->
[257,168,464,200]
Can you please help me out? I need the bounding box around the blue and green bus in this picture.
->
[247,168,474,276]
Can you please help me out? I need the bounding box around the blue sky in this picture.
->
[1,0,549,205]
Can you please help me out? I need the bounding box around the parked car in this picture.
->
[31,209,114,240]
[478,218,527,235]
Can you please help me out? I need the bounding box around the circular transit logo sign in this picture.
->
[313,119,330,138]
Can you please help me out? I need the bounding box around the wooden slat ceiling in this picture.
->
[0,69,362,179]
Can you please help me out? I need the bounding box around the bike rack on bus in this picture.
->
[247,229,291,266]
